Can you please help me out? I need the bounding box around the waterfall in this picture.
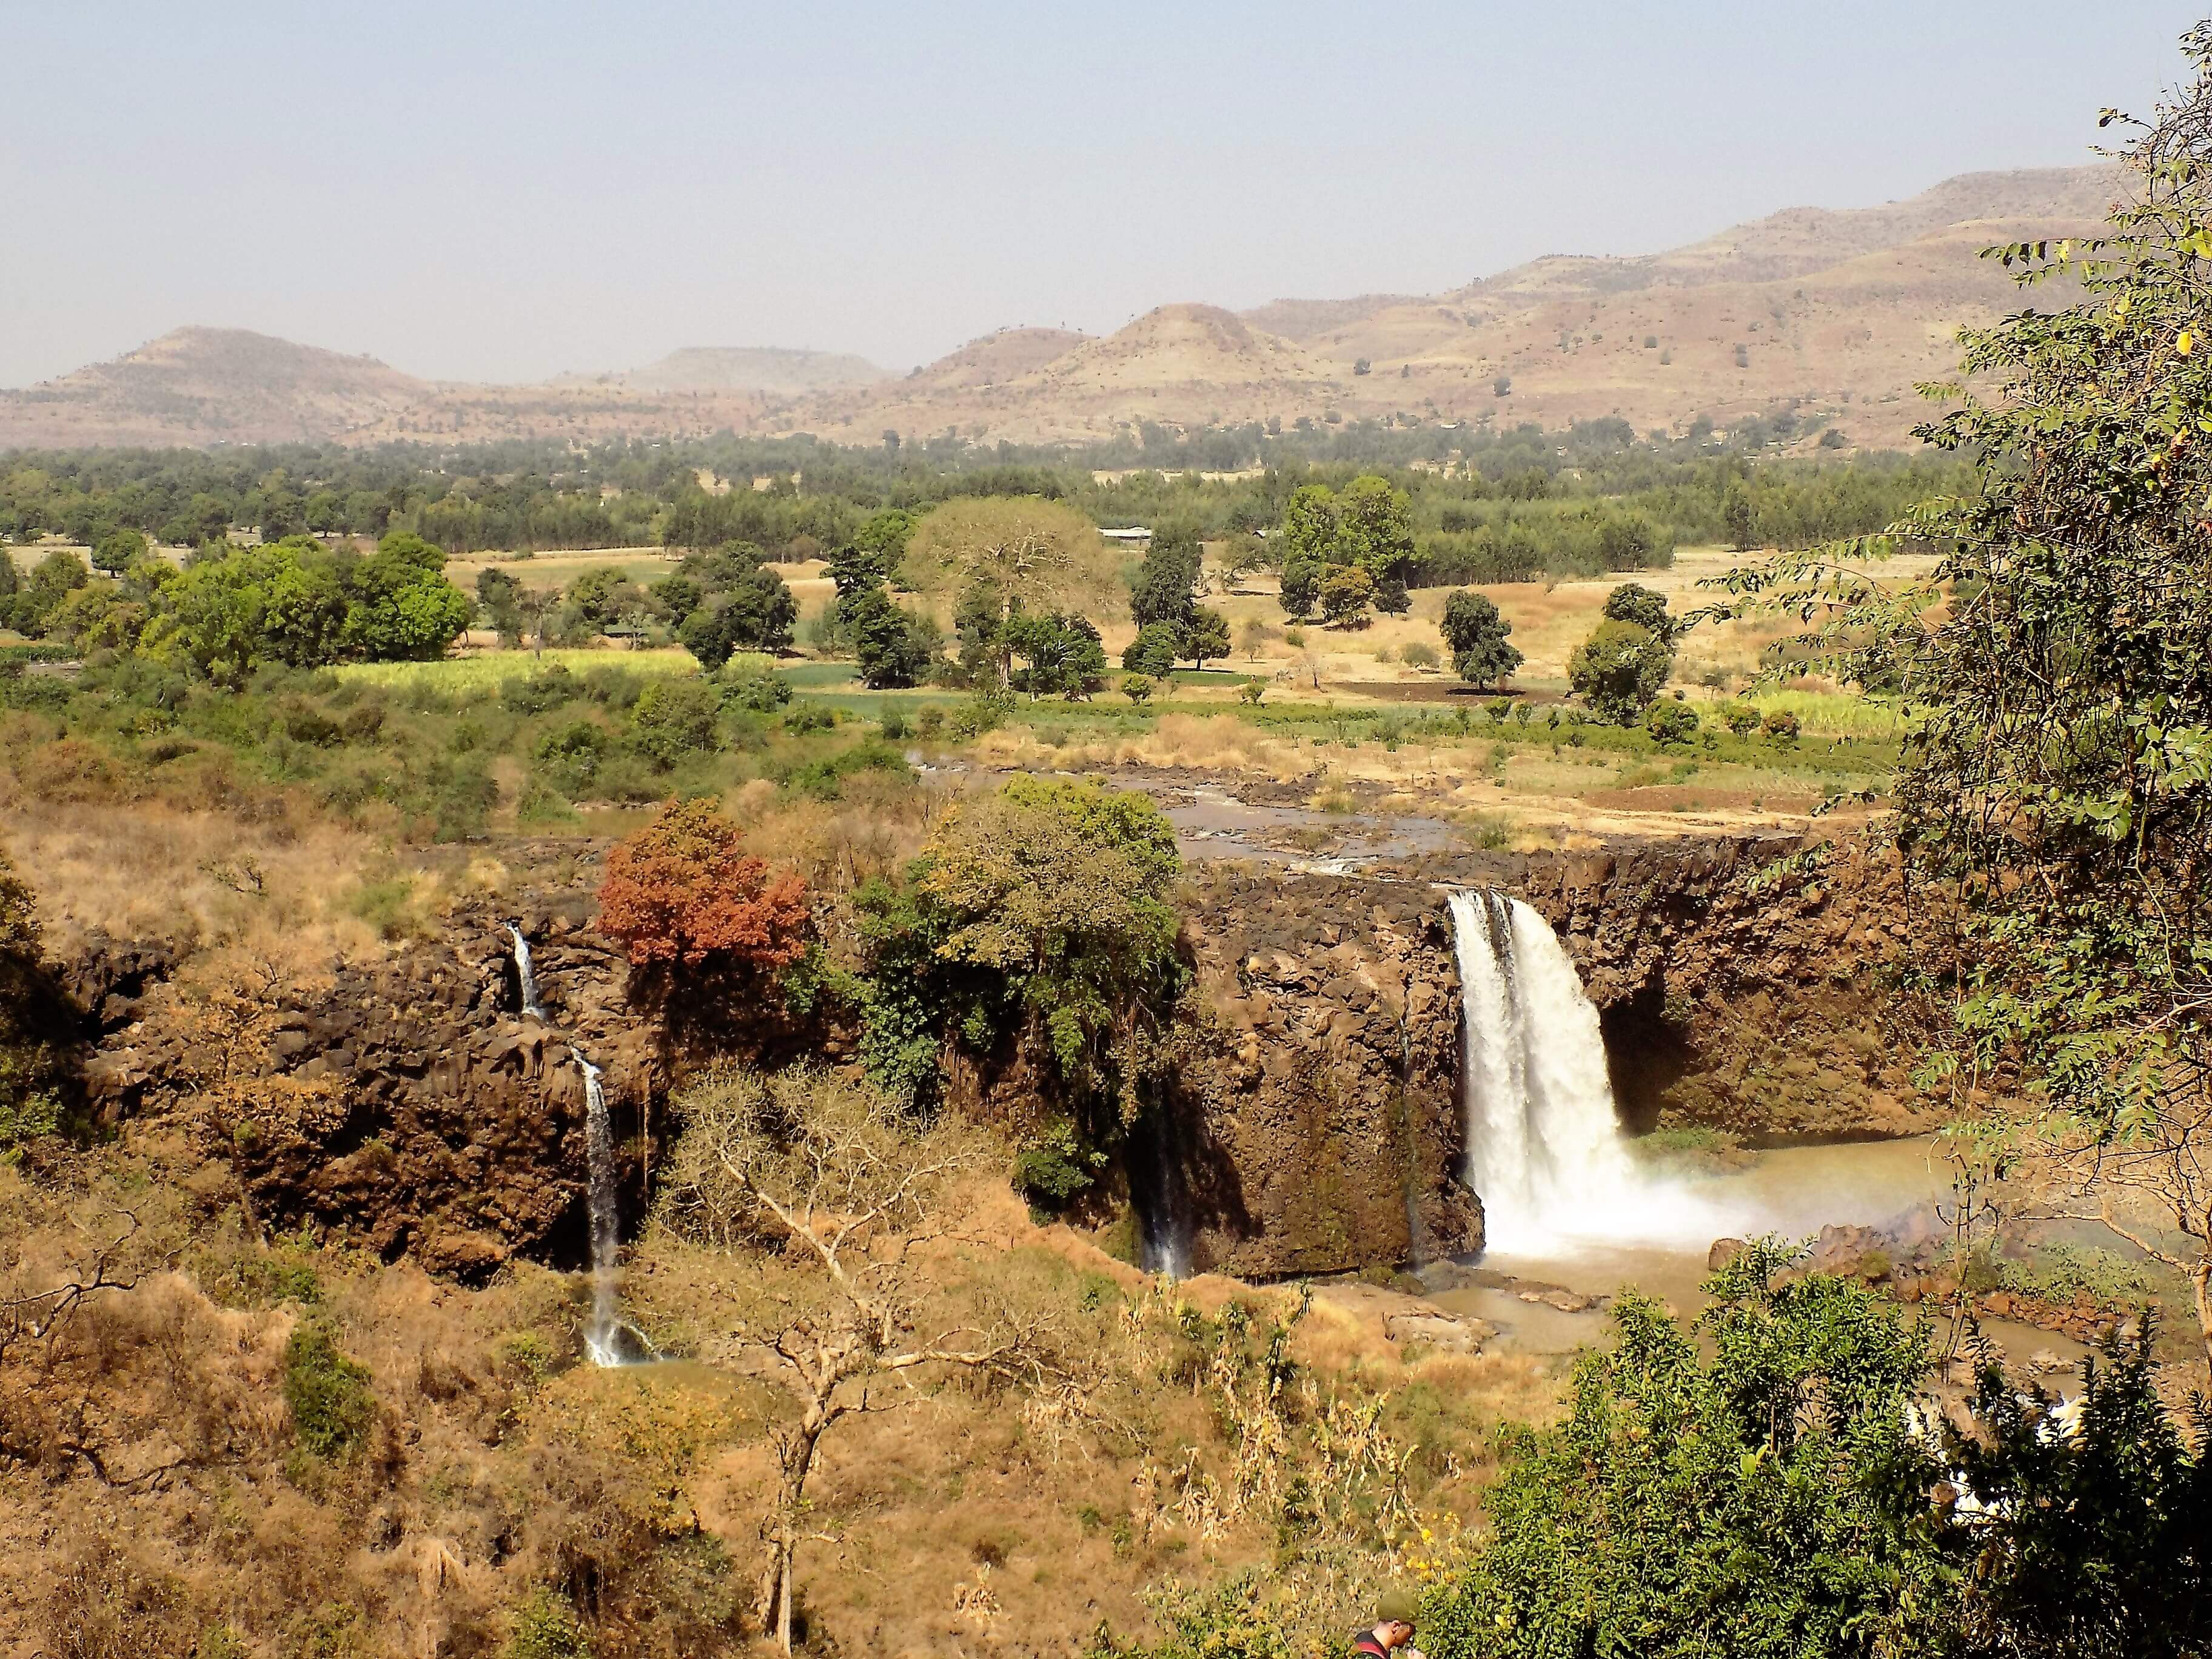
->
[1449,891,1715,1255]
[1136,1105,1194,1278]
[508,923,547,1021]
[577,1053,623,1364]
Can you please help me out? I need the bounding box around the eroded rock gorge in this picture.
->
[47,830,1940,1282]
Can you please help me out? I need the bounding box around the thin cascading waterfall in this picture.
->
[1449,891,1716,1253]
[508,923,548,1021]
[577,1053,622,1364]
[1137,1105,1195,1278]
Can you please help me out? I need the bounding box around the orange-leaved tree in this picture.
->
[597,799,811,1007]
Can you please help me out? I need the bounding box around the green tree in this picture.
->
[1439,589,1523,688]
[337,532,474,661]
[91,527,147,575]
[1276,551,1323,619]
[1130,529,1202,632]
[1121,622,1179,676]
[916,777,1182,1114]
[1002,608,1107,698]
[1569,618,1669,723]
[1317,564,1375,628]
[1601,579,1677,641]
[1720,28,2212,1363]
[1722,479,1757,551]
[1334,474,1416,587]
[628,676,722,768]
[1423,1249,1948,1659]
[1179,605,1230,668]
[1276,484,1338,569]
[677,568,797,668]
[847,586,937,688]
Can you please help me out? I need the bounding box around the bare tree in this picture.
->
[0,1207,152,1369]
[657,1065,1059,1655]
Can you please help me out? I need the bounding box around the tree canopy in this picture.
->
[1439,589,1523,688]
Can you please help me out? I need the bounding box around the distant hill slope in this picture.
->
[802,164,2122,447]
[904,327,1091,390]
[0,327,434,448]
[595,344,887,394]
[0,164,2128,452]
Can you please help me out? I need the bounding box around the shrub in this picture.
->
[781,702,836,736]
[718,657,791,712]
[503,663,580,715]
[503,1590,592,1659]
[779,739,910,801]
[597,797,811,979]
[1123,674,1155,705]
[1569,618,1670,724]
[1237,682,1264,706]
[1401,640,1439,669]
[1761,708,1802,745]
[878,707,910,741]
[281,1321,375,1462]
[1643,700,1700,747]
[628,675,721,768]
[1721,702,1761,736]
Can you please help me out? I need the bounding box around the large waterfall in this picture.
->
[1449,891,1715,1255]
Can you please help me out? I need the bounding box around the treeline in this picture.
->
[1,426,1971,586]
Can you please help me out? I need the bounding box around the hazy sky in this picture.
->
[2,1,2198,387]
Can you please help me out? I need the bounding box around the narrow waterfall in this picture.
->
[577,1053,623,1364]
[508,923,548,1021]
[1136,1105,1194,1279]
[1449,891,1715,1254]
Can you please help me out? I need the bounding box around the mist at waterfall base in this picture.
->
[1448,892,1923,1261]
[507,923,655,1367]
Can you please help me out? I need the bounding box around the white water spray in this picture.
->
[508,923,547,1021]
[1449,891,1721,1255]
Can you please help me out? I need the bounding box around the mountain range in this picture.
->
[0,164,2122,454]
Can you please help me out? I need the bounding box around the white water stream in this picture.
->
[576,1054,625,1365]
[1449,891,1726,1255]
[506,923,652,1366]
[508,922,548,1021]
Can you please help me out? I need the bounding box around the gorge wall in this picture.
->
[78,894,659,1279]
[45,828,1939,1284]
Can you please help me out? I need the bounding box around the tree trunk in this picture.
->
[757,1415,826,1654]
[2193,1260,2212,1373]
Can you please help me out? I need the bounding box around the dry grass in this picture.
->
[0,794,390,961]
[0,1124,1560,1659]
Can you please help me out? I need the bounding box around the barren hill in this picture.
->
[903,327,1091,390]
[0,163,2131,452]
[0,327,434,448]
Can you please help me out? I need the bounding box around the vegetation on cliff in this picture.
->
[1726,24,2212,1367]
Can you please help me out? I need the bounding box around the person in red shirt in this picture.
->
[1353,1588,1421,1658]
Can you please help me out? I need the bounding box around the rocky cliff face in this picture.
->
[53,828,1938,1285]
[1168,866,1481,1279]
[1496,834,1947,1142]
[83,896,660,1279]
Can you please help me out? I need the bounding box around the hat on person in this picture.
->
[1376,1587,1419,1627]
